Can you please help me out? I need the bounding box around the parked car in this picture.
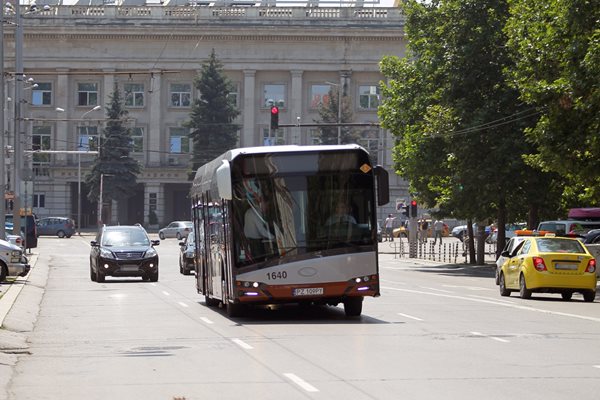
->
[89,224,160,283]
[497,235,596,302]
[179,230,196,275]
[451,224,490,242]
[4,230,24,250]
[5,214,37,250]
[487,223,527,244]
[583,229,600,244]
[36,217,76,238]
[0,238,30,282]
[158,221,193,240]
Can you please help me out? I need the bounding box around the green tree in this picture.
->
[379,0,558,261]
[505,0,600,205]
[315,86,359,144]
[185,49,240,176]
[86,84,141,206]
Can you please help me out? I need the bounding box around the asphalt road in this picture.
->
[1,235,599,399]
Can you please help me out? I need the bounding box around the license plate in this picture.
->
[293,287,324,296]
[554,263,578,270]
[120,265,140,272]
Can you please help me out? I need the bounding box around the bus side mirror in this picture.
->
[374,165,389,206]
[216,160,232,200]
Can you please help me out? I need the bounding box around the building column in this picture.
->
[102,69,115,108]
[290,70,303,145]
[55,69,69,165]
[144,182,163,227]
[242,70,256,147]
[148,71,162,166]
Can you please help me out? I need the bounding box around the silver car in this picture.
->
[158,221,193,240]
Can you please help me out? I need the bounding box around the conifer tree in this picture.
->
[86,84,141,207]
[186,49,240,176]
[315,86,358,145]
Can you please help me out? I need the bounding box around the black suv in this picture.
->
[90,224,160,282]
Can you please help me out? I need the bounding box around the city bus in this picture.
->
[190,145,389,317]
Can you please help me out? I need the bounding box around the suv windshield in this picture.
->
[102,229,150,247]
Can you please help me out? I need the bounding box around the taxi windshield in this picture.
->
[535,238,585,254]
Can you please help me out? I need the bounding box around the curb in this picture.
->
[0,253,38,328]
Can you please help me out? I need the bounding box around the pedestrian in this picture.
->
[383,213,395,241]
[433,219,444,245]
[420,219,429,243]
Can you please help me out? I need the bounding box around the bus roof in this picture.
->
[191,144,369,198]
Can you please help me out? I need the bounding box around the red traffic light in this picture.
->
[271,106,279,115]
[410,200,417,206]
[270,106,279,129]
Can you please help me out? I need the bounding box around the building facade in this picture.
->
[2,3,409,228]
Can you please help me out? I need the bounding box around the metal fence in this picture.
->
[385,238,498,264]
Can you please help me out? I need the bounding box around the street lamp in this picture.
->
[325,81,342,145]
[59,105,101,234]
[98,173,113,227]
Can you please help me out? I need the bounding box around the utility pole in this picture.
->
[12,2,23,236]
[0,0,6,240]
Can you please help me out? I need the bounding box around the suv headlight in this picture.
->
[100,248,115,259]
[145,248,157,258]
[11,250,22,258]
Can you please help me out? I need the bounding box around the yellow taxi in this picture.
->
[497,234,597,302]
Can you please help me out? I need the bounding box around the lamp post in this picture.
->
[325,81,342,145]
[79,105,100,234]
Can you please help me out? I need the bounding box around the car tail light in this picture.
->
[532,256,547,271]
[586,259,596,273]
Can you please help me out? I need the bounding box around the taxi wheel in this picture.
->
[519,274,532,299]
[561,292,573,301]
[499,273,510,297]
[583,291,596,303]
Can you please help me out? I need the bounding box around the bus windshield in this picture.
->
[231,153,375,267]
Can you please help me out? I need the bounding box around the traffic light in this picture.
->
[410,200,417,218]
[270,106,279,129]
[401,204,410,217]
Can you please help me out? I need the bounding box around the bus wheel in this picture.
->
[343,297,363,317]
[205,295,219,307]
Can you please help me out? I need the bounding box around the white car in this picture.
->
[158,221,193,240]
[4,230,24,250]
[0,238,30,282]
[494,236,527,285]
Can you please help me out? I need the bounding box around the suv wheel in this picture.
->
[149,271,159,282]
[90,264,97,282]
[97,268,105,283]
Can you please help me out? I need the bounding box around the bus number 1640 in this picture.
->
[266,271,288,280]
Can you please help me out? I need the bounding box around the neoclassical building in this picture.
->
[2,2,408,228]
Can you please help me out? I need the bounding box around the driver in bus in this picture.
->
[326,202,357,225]
[244,196,275,259]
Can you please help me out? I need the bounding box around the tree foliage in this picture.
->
[86,84,141,204]
[505,0,600,205]
[379,0,562,258]
[185,49,240,176]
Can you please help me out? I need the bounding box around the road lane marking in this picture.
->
[594,365,600,369]
[162,291,170,296]
[397,312,424,321]
[283,373,319,393]
[231,338,253,350]
[471,331,510,343]
[382,286,600,323]
[200,317,214,324]
[178,302,189,308]
[467,294,515,304]
[443,284,491,291]
[420,286,453,293]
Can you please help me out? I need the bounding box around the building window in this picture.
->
[228,82,240,108]
[124,83,145,107]
[77,126,99,151]
[308,128,322,145]
[170,83,191,107]
[262,126,285,146]
[309,84,332,109]
[32,126,51,176]
[358,129,380,165]
[31,82,52,106]
[77,83,99,106]
[358,85,380,110]
[33,194,46,208]
[149,192,157,213]
[169,127,190,153]
[131,127,144,153]
[263,84,286,108]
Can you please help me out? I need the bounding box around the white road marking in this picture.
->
[200,317,214,324]
[162,291,170,296]
[471,331,510,343]
[397,312,424,321]
[178,302,188,308]
[593,365,600,369]
[381,286,600,323]
[231,338,253,350]
[467,294,515,304]
[283,373,319,393]
[443,284,491,291]
[420,286,454,293]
